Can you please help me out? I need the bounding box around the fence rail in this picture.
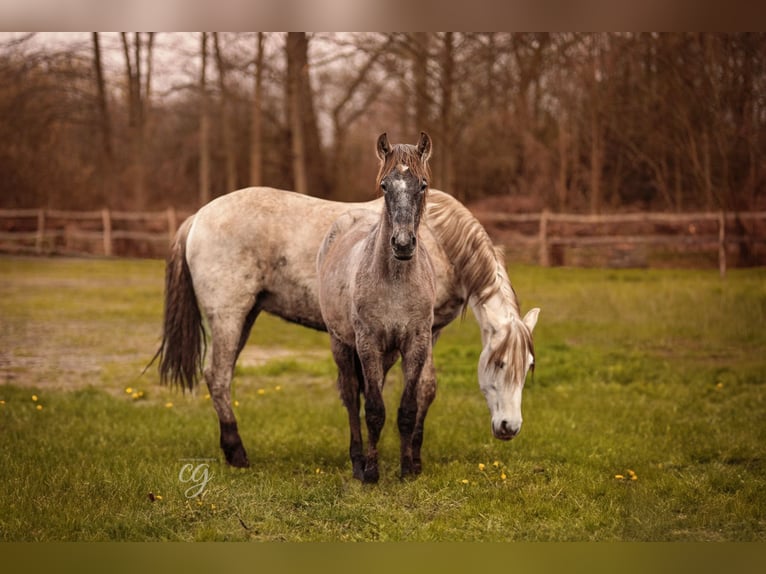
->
[0,207,189,259]
[473,209,766,276]
[1,207,765,275]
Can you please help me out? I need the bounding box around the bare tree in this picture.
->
[439,32,456,194]
[120,32,154,208]
[249,32,264,187]
[214,33,237,193]
[92,33,112,205]
[199,32,211,206]
[285,32,328,196]
[286,33,308,194]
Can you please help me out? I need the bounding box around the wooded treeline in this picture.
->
[1,33,763,212]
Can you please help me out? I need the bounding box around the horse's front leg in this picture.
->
[357,342,386,484]
[330,337,365,480]
[411,353,437,475]
[398,334,432,479]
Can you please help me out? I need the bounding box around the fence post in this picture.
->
[35,209,46,254]
[718,210,726,278]
[102,208,112,256]
[166,207,177,244]
[539,209,550,267]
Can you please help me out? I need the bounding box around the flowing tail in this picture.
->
[151,216,206,391]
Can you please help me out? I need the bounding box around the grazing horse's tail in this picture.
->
[150,216,205,391]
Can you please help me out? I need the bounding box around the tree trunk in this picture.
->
[412,33,431,133]
[199,32,211,206]
[249,32,264,187]
[213,33,237,193]
[286,32,309,195]
[92,32,112,206]
[556,113,569,210]
[589,107,602,214]
[439,33,455,195]
[120,33,147,208]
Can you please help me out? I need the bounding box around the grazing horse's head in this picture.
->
[375,132,432,261]
[478,306,539,441]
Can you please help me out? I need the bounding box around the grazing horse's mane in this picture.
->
[425,191,518,312]
[375,143,432,192]
[426,191,534,379]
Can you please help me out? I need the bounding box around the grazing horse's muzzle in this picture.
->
[391,230,417,260]
[492,419,521,441]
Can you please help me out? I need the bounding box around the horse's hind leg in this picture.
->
[206,313,252,468]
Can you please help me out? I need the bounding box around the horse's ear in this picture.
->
[417,131,432,161]
[376,133,391,161]
[523,308,540,332]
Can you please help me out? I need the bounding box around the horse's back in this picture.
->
[185,187,370,327]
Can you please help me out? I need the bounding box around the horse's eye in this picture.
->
[497,361,506,370]
[381,181,388,193]
[420,180,428,191]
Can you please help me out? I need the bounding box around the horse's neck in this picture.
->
[469,277,518,347]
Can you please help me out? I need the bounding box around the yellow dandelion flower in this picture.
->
[204,394,211,400]
[257,389,266,396]
[460,479,469,484]
[715,382,724,390]
[478,463,486,471]
[210,504,216,510]
[132,392,140,399]
[125,387,133,394]
[31,395,38,402]
[631,475,638,481]
[614,474,625,480]
[165,402,173,408]
[234,400,240,407]
[36,405,43,411]
[275,385,282,391]
[501,472,507,480]
[493,460,500,468]
[0,400,6,406]
[155,495,163,501]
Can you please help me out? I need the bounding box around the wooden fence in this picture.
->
[1,207,765,275]
[0,208,191,259]
[473,209,766,276]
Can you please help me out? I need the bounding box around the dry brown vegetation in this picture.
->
[1,33,764,214]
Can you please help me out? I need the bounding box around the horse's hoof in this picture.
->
[363,464,379,484]
[224,445,250,468]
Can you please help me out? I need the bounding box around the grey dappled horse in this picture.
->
[317,132,436,482]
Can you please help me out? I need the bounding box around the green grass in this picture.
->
[0,256,764,541]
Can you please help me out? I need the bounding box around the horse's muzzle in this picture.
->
[391,232,416,260]
[492,419,521,441]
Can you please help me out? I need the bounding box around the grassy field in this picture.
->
[0,256,764,541]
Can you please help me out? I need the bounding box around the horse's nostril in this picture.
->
[499,420,520,438]
[411,236,417,248]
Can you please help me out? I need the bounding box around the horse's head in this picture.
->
[478,307,539,440]
[375,132,432,261]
